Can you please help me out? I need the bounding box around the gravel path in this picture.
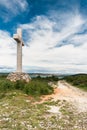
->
[54,80,87,112]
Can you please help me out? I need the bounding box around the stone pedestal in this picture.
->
[7,72,31,82]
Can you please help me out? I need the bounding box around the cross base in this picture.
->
[7,72,31,82]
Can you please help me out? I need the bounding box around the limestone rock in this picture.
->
[7,72,31,82]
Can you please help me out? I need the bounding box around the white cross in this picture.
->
[13,28,24,72]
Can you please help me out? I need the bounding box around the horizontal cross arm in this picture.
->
[13,34,24,46]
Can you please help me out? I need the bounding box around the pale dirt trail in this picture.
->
[40,80,87,112]
[56,80,87,112]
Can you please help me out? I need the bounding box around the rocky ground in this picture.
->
[0,80,87,130]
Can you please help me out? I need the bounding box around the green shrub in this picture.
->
[0,80,15,92]
[24,80,53,96]
[0,78,54,97]
[14,80,26,90]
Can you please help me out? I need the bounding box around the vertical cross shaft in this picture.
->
[17,38,22,72]
[13,28,24,73]
[17,28,22,72]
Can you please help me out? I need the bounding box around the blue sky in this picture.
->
[0,0,87,74]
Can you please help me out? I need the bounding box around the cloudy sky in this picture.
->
[0,0,87,74]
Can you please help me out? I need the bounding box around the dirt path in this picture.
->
[40,80,87,112]
[55,80,87,112]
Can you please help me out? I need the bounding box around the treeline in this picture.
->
[0,74,8,79]
[34,75,59,82]
[64,74,87,91]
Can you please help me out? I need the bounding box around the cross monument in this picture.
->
[13,28,24,72]
[7,28,31,82]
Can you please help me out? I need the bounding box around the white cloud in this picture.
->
[0,0,28,21]
[20,11,87,74]
[0,30,16,68]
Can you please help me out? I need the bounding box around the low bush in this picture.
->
[0,80,15,92]
[0,78,54,97]
[14,80,26,90]
[24,80,53,96]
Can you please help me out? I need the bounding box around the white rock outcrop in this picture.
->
[7,72,31,82]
